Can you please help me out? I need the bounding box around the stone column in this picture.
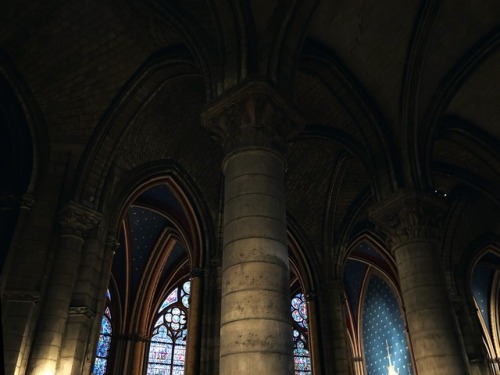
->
[202,80,303,375]
[319,279,350,375]
[1,194,35,374]
[370,189,469,375]
[27,202,100,374]
[185,268,204,375]
[82,235,117,375]
[59,232,109,375]
[0,194,35,292]
[130,334,147,375]
[304,292,322,375]
[452,298,490,375]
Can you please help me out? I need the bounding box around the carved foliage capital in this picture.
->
[370,189,448,248]
[202,80,305,153]
[59,202,101,238]
[68,306,95,319]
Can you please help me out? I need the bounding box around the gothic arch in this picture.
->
[106,160,216,270]
[465,243,500,372]
[342,236,414,375]
[0,50,49,196]
[73,48,203,208]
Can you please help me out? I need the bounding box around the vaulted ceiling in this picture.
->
[2,0,499,268]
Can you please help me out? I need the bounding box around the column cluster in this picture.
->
[28,202,100,375]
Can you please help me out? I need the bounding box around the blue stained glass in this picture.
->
[93,357,107,375]
[160,288,178,312]
[147,363,172,374]
[149,342,173,364]
[147,281,190,375]
[155,316,164,327]
[96,335,112,357]
[153,326,172,343]
[93,310,112,374]
[291,293,308,329]
[291,293,311,374]
[172,345,186,366]
[183,281,190,294]
[101,316,112,335]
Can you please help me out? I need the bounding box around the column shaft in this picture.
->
[28,234,85,374]
[27,203,99,374]
[220,149,292,375]
[82,236,116,375]
[305,295,322,375]
[371,190,470,375]
[394,239,469,374]
[59,235,104,375]
[185,271,203,375]
[319,280,350,375]
[1,194,35,375]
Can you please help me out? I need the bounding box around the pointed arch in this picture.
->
[342,237,415,375]
[72,48,203,208]
[467,244,500,373]
[108,160,216,270]
[93,160,214,374]
[0,49,49,196]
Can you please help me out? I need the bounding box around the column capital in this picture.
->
[202,79,305,154]
[58,202,101,238]
[0,193,35,210]
[68,306,95,319]
[191,267,204,278]
[370,188,448,249]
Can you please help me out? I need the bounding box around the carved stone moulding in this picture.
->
[3,289,41,304]
[58,201,101,238]
[370,188,449,249]
[0,193,35,210]
[68,306,95,319]
[202,79,305,154]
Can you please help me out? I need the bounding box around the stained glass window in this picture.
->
[291,293,311,375]
[93,291,112,375]
[147,280,190,375]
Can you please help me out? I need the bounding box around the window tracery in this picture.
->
[146,280,191,375]
[291,292,312,374]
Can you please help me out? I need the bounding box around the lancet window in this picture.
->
[146,280,191,375]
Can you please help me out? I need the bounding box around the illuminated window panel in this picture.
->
[146,280,190,375]
[291,293,311,374]
[93,293,112,375]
